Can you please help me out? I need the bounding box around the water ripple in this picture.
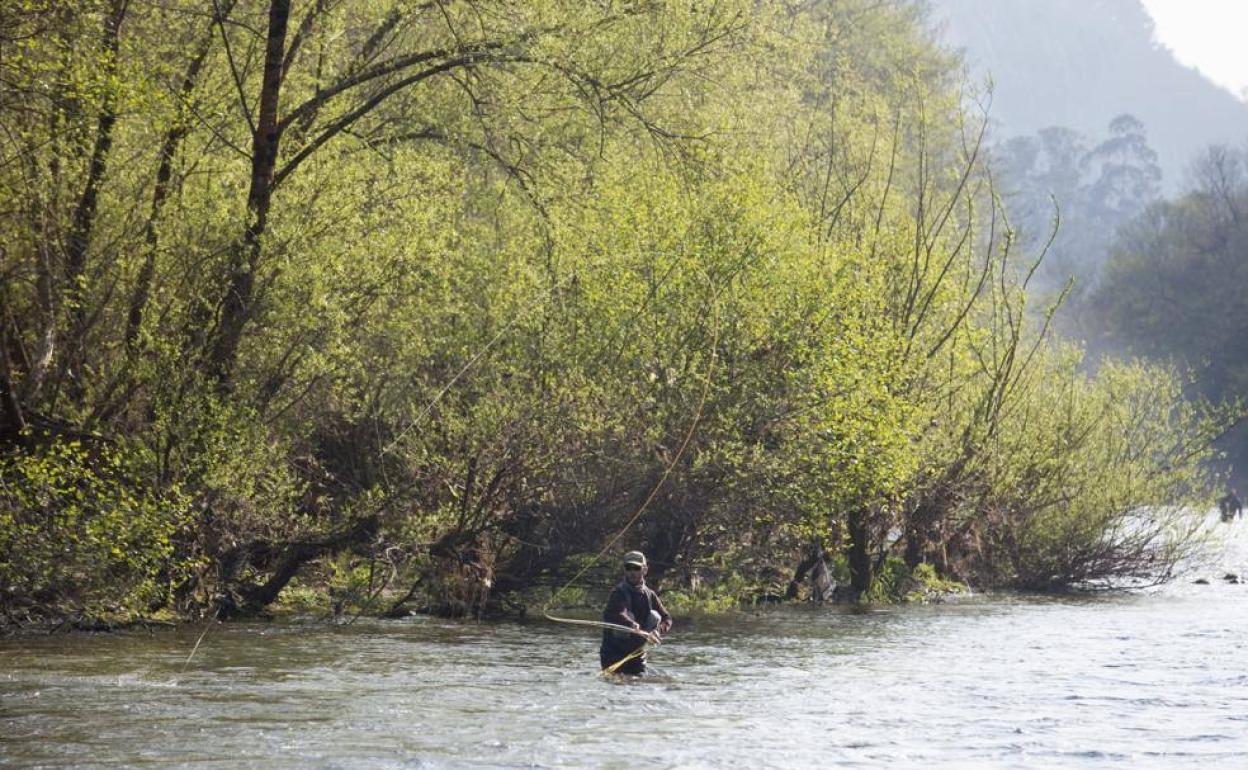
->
[3,521,1248,767]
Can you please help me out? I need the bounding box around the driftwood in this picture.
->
[218,516,378,616]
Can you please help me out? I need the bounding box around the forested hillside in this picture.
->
[929,0,1248,486]
[928,0,1248,191]
[0,0,1229,630]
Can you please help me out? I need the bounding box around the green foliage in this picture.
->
[1089,144,1248,481]
[0,0,1224,625]
[0,438,194,622]
[941,349,1224,590]
[862,556,910,603]
[906,562,966,600]
[660,584,752,616]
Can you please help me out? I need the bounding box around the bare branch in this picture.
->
[212,0,257,137]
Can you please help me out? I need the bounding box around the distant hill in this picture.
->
[925,0,1248,191]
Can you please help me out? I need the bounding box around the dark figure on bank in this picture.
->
[1219,489,1243,522]
[600,551,673,675]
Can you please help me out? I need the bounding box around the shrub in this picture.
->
[0,438,193,625]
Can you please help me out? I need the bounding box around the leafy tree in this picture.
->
[0,1,1224,625]
[1091,142,1248,484]
[991,115,1161,304]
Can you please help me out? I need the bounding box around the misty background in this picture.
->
[927,0,1248,488]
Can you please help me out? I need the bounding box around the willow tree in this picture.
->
[0,0,759,619]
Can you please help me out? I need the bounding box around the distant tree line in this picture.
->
[990,109,1248,489]
[0,0,1228,630]
[992,113,1162,304]
[1089,143,1248,486]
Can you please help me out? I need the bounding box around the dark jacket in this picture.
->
[600,580,671,663]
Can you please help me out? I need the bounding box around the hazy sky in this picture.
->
[1141,0,1248,100]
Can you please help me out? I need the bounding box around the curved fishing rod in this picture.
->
[182,267,586,667]
[541,268,720,673]
[540,615,660,644]
[183,254,718,668]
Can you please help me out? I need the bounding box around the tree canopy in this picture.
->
[1090,143,1248,485]
[0,0,1226,628]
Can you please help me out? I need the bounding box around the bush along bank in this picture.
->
[0,0,1233,631]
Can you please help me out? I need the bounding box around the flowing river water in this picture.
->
[3,516,1247,769]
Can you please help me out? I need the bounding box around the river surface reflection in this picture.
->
[3,519,1247,768]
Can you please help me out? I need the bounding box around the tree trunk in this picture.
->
[0,313,27,442]
[905,501,938,569]
[204,0,290,387]
[62,0,128,361]
[786,545,822,599]
[20,130,62,403]
[224,515,378,617]
[20,212,58,404]
[847,507,873,597]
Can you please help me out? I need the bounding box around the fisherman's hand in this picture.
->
[646,630,662,645]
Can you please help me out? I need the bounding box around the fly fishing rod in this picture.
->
[182,253,718,672]
[541,268,720,674]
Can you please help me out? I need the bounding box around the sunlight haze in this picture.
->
[1142,0,1248,100]
[5,3,1248,766]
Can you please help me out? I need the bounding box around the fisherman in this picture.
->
[1219,488,1243,522]
[600,551,673,675]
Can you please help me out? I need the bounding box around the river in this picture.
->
[3,516,1246,768]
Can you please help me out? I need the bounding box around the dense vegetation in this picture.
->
[0,0,1229,629]
[1090,144,1248,486]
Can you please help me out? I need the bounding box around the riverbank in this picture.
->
[9,508,1242,640]
[3,525,1245,768]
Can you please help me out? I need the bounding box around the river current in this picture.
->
[3,516,1247,768]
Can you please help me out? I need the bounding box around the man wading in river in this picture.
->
[600,551,672,675]
[1220,488,1243,522]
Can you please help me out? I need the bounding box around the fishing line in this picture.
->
[181,602,221,671]
[181,252,718,672]
[541,269,720,674]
